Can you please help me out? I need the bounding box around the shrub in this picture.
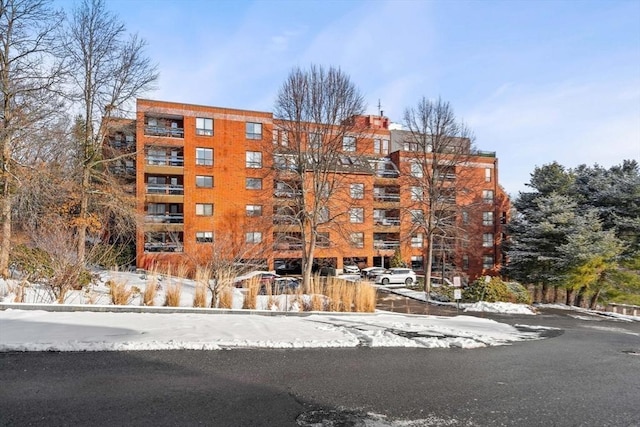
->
[242,277,260,309]
[354,282,377,313]
[507,282,532,304]
[164,282,182,307]
[193,282,207,308]
[218,287,233,309]
[463,277,513,303]
[143,276,158,306]
[108,280,133,305]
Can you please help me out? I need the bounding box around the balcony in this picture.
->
[146,154,184,167]
[374,217,400,226]
[144,232,183,253]
[144,242,183,253]
[146,184,184,195]
[373,186,400,203]
[274,189,302,198]
[145,214,184,224]
[144,116,184,139]
[373,240,400,250]
[273,242,304,251]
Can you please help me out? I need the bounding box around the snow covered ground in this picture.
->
[0,269,602,353]
[0,308,547,352]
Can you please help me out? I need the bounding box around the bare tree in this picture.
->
[0,0,65,277]
[273,65,367,288]
[400,97,475,298]
[62,0,158,264]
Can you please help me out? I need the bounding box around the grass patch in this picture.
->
[164,282,182,307]
[108,280,133,305]
[218,287,233,309]
[193,282,207,308]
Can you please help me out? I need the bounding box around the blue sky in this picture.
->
[73,0,640,195]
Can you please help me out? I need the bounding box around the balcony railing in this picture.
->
[144,242,183,252]
[374,217,400,226]
[145,214,184,224]
[146,155,184,167]
[144,125,184,138]
[146,184,184,195]
[374,240,400,249]
[273,215,299,225]
[273,242,304,250]
[274,189,302,198]
[375,169,400,178]
[374,193,400,202]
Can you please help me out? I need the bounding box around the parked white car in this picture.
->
[375,268,417,286]
[343,264,360,274]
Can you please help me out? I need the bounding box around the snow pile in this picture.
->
[464,301,537,315]
[0,309,544,352]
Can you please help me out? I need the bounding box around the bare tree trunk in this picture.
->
[77,168,91,264]
[424,233,435,299]
[552,286,561,303]
[302,234,316,292]
[0,179,10,278]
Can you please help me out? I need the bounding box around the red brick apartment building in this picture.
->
[107,99,509,282]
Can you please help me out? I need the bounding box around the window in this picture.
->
[273,129,289,146]
[309,132,322,150]
[483,255,494,270]
[411,233,423,248]
[319,207,329,223]
[483,190,494,203]
[410,161,423,178]
[485,167,492,183]
[317,232,330,248]
[462,210,469,224]
[462,255,469,270]
[350,207,364,223]
[411,256,424,270]
[410,186,423,201]
[246,232,262,243]
[482,233,494,247]
[402,141,420,152]
[411,209,424,224]
[246,122,262,140]
[350,232,364,248]
[196,231,213,243]
[374,138,389,155]
[196,175,213,188]
[245,151,262,168]
[246,177,262,189]
[246,205,262,217]
[350,183,364,199]
[342,136,356,152]
[483,211,494,226]
[196,203,213,216]
[196,118,213,136]
[196,148,213,166]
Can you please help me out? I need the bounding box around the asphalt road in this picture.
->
[1,303,639,426]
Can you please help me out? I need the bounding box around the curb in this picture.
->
[0,302,377,317]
